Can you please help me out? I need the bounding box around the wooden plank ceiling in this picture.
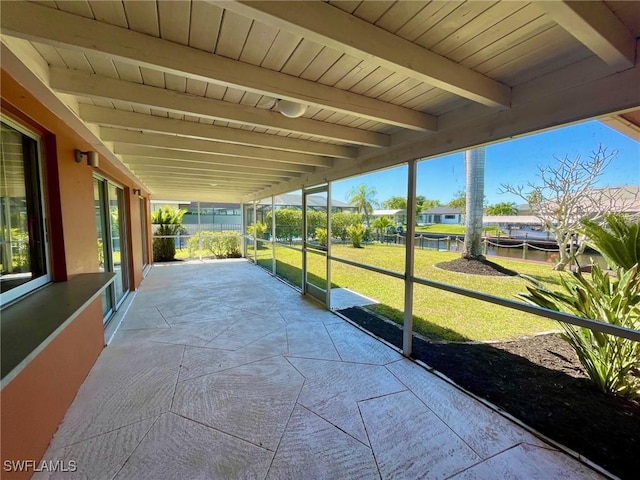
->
[1,0,638,202]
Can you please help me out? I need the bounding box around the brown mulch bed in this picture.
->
[435,257,518,276]
[339,306,640,480]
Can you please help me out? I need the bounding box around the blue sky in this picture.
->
[331,120,640,207]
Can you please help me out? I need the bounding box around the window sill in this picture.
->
[1,272,115,388]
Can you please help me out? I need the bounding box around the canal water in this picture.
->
[394,235,607,268]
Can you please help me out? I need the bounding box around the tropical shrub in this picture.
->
[346,224,366,248]
[187,231,215,258]
[331,212,363,240]
[519,265,639,397]
[520,212,640,397]
[267,208,302,242]
[212,231,242,258]
[187,230,241,259]
[247,221,268,239]
[265,208,333,242]
[152,206,186,261]
[581,214,639,269]
[315,227,327,246]
[372,216,393,237]
[307,210,326,234]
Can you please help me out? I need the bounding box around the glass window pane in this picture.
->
[329,259,404,327]
[94,179,107,272]
[94,178,112,319]
[274,244,302,290]
[140,197,148,267]
[305,191,327,295]
[331,166,407,274]
[108,184,128,305]
[272,190,303,289]
[255,197,273,273]
[0,121,48,300]
[243,203,255,262]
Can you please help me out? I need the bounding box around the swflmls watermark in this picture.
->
[3,460,78,473]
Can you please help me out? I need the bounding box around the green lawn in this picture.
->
[269,243,563,342]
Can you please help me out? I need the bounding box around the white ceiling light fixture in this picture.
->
[277,99,308,118]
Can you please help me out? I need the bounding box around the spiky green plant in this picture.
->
[371,215,393,237]
[519,265,640,397]
[346,224,366,248]
[315,227,327,247]
[247,222,268,239]
[151,205,186,261]
[581,214,640,270]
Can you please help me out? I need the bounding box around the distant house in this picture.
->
[589,185,640,215]
[482,215,550,240]
[419,206,465,225]
[371,209,406,224]
[490,186,639,239]
[515,185,639,218]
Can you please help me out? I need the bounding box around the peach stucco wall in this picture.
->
[1,70,149,279]
[1,70,150,478]
[0,300,104,480]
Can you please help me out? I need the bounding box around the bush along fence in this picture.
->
[151,231,242,260]
[155,224,602,266]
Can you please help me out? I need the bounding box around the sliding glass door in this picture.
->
[94,177,129,322]
[140,197,148,269]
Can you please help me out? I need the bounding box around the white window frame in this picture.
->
[0,115,51,306]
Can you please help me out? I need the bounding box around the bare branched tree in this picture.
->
[500,145,632,271]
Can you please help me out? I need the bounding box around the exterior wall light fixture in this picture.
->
[74,149,99,168]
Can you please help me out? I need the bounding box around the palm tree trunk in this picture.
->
[463,147,485,259]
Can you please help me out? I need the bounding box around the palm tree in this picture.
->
[372,215,393,238]
[347,184,378,227]
[463,148,485,259]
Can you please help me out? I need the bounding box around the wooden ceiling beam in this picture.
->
[217,1,511,108]
[79,105,356,158]
[101,127,332,167]
[533,1,636,70]
[124,164,285,184]
[122,156,293,177]
[138,179,273,192]
[141,181,259,191]
[116,147,315,174]
[1,1,435,131]
[50,68,387,147]
[148,191,246,203]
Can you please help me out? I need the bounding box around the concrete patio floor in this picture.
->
[36,260,602,479]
